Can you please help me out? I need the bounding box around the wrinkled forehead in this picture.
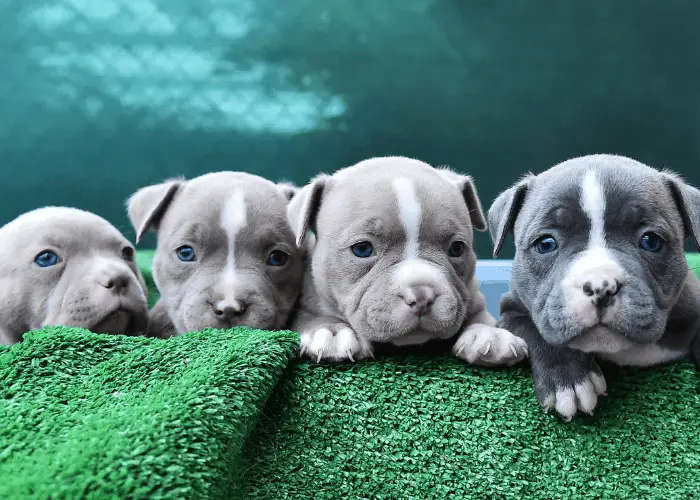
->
[319,174,471,239]
[0,215,129,255]
[515,163,683,239]
[162,181,292,244]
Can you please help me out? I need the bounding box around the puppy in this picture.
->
[127,172,303,337]
[287,156,528,365]
[488,154,700,421]
[0,207,149,344]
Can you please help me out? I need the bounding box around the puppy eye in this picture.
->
[34,250,60,268]
[267,250,289,267]
[639,232,664,252]
[176,245,196,262]
[533,235,558,254]
[121,247,135,262]
[351,241,374,258]
[448,241,465,257]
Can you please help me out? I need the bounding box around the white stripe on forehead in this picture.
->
[220,189,247,282]
[392,177,421,259]
[580,169,606,248]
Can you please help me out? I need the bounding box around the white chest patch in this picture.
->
[392,177,422,260]
[581,169,606,249]
[220,189,247,282]
[599,343,687,367]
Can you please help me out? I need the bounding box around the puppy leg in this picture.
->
[452,289,528,367]
[500,292,607,421]
[146,300,178,339]
[292,311,373,363]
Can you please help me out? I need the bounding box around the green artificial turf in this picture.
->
[235,358,700,499]
[0,326,298,499]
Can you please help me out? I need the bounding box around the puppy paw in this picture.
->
[299,324,373,363]
[452,324,529,367]
[534,360,607,421]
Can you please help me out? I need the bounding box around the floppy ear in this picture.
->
[276,181,299,202]
[662,170,700,252]
[127,178,185,243]
[286,174,328,247]
[487,175,533,258]
[436,167,487,232]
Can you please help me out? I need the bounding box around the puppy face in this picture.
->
[288,157,487,344]
[0,207,149,344]
[489,154,700,354]
[128,172,303,334]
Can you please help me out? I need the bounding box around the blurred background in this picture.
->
[1,0,700,258]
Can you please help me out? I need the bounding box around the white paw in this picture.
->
[542,371,608,421]
[453,324,528,367]
[299,324,373,363]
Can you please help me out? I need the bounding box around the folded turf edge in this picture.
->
[0,326,300,499]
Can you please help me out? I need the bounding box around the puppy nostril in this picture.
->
[582,282,594,296]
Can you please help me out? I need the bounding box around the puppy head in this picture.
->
[489,154,700,353]
[288,156,487,344]
[127,172,302,334]
[0,207,149,343]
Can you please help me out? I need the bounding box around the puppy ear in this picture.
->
[276,181,299,202]
[487,175,533,258]
[127,178,184,243]
[662,170,700,251]
[436,167,487,232]
[286,174,328,247]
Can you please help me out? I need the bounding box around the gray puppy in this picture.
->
[127,171,303,337]
[489,154,700,421]
[287,156,528,364]
[0,207,149,344]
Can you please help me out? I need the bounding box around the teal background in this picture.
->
[2,1,700,258]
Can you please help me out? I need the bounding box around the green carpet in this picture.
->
[0,327,298,499]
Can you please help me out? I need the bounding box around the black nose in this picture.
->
[213,300,248,320]
[583,279,620,307]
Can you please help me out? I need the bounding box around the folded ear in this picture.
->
[286,174,328,247]
[276,181,299,202]
[436,167,487,231]
[487,175,533,257]
[127,178,185,243]
[662,170,700,251]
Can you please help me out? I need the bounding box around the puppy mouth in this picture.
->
[91,309,137,335]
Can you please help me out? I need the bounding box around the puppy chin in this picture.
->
[567,325,638,354]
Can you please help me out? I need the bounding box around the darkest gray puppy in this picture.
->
[489,154,700,421]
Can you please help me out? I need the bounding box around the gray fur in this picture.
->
[0,207,149,344]
[288,156,528,364]
[127,171,303,336]
[489,154,700,420]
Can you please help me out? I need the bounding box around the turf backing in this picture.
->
[0,326,299,499]
[236,357,700,499]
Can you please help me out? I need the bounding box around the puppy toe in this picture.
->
[589,370,608,396]
[335,326,371,362]
[554,387,578,422]
[308,327,333,362]
[574,379,598,416]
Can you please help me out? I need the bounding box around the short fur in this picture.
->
[489,154,700,421]
[127,172,303,337]
[0,207,149,344]
[288,156,528,364]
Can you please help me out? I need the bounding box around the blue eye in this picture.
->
[639,232,664,252]
[351,241,374,258]
[34,251,59,268]
[176,245,196,262]
[267,250,289,266]
[448,241,466,257]
[534,235,558,254]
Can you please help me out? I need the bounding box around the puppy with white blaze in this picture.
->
[0,207,150,344]
[287,156,529,365]
[489,154,700,421]
[127,172,303,338]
